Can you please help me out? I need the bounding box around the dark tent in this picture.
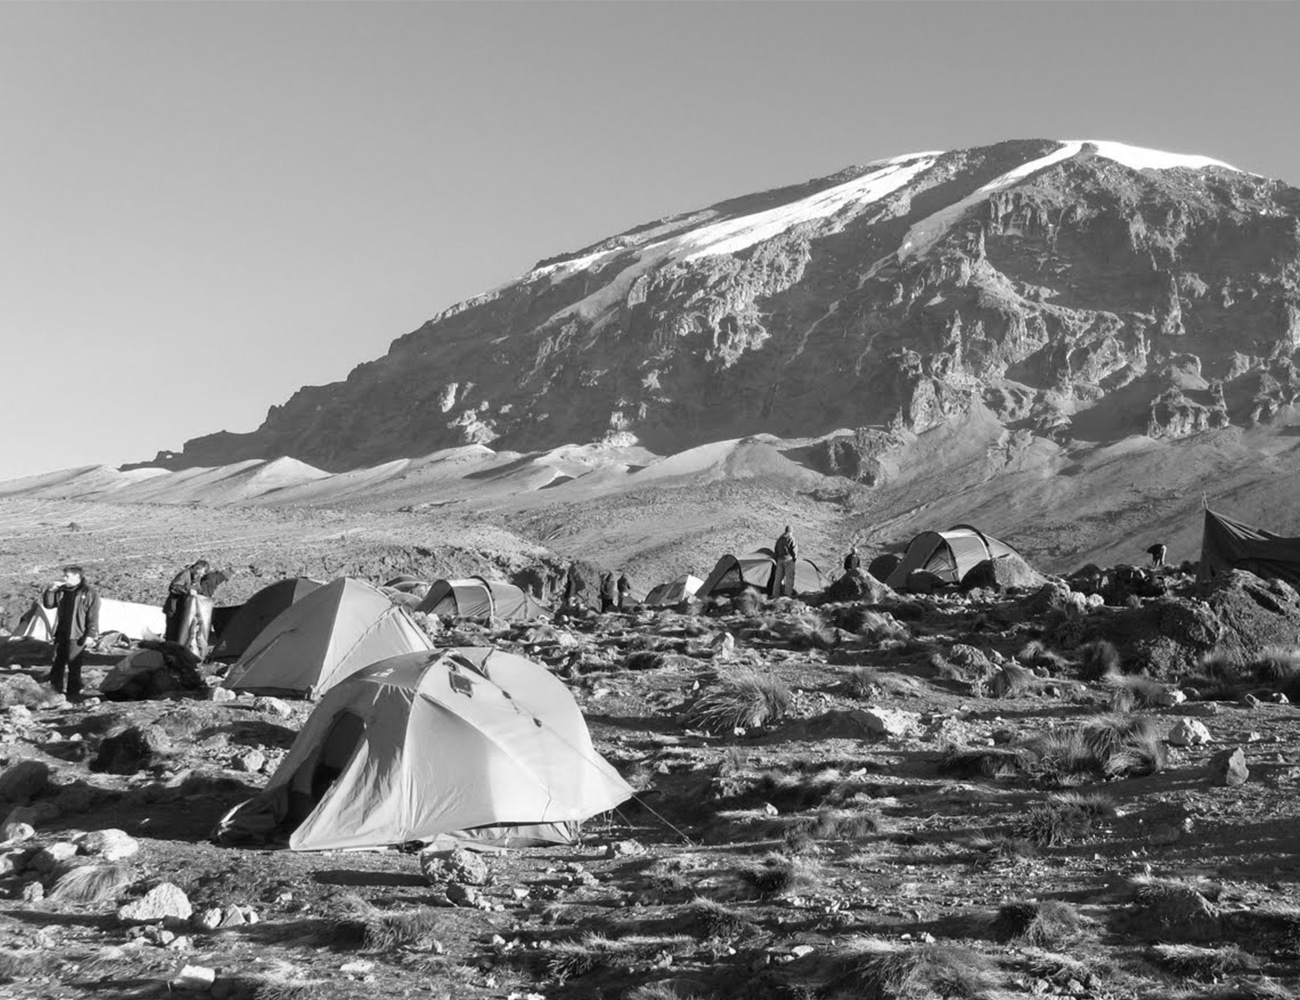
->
[1200,508,1300,588]
[210,577,324,662]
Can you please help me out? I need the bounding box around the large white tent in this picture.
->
[214,647,633,851]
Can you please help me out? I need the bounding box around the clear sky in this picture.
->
[2,1,1297,480]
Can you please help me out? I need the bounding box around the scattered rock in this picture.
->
[1152,689,1187,707]
[78,828,140,861]
[0,759,52,801]
[606,839,648,858]
[1208,748,1249,787]
[205,687,237,703]
[446,883,480,907]
[859,707,920,738]
[117,882,193,924]
[252,696,292,718]
[1168,719,1213,747]
[171,965,215,991]
[93,725,173,775]
[21,879,44,902]
[1,821,35,844]
[420,846,489,886]
[30,841,78,873]
[194,907,224,932]
[232,750,266,774]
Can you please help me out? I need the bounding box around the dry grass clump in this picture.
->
[545,933,692,983]
[1017,791,1116,847]
[1104,673,1168,712]
[47,863,133,903]
[938,745,1028,779]
[690,667,791,733]
[988,663,1046,698]
[742,767,877,811]
[813,938,1000,999]
[991,899,1083,945]
[686,897,755,940]
[1150,943,1260,980]
[1078,639,1121,680]
[732,589,762,617]
[1018,640,1070,672]
[856,610,909,644]
[846,667,880,699]
[626,982,710,1000]
[739,854,821,900]
[0,950,50,983]
[773,611,840,651]
[1249,646,1300,684]
[329,896,449,951]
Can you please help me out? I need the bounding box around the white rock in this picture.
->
[858,707,920,738]
[30,841,78,873]
[252,696,292,718]
[1168,719,1213,747]
[0,821,35,845]
[1153,690,1188,708]
[78,828,140,861]
[171,965,215,991]
[117,882,193,924]
[193,907,223,931]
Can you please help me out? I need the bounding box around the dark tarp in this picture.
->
[1199,508,1300,588]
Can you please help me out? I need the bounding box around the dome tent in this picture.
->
[696,549,826,600]
[210,577,323,662]
[214,647,633,852]
[415,576,550,622]
[884,525,1023,590]
[643,574,705,607]
[221,578,432,698]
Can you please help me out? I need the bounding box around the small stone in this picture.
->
[206,687,236,703]
[511,887,530,901]
[1153,689,1187,707]
[605,839,647,858]
[219,906,248,928]
[790,944,816,958]
[252,697,292,718]
[21,880,44,902]
[0,821,35,844]
[420,846,489,886]
[446,883,480,907]
[194,907,223,931]
[31,842,78,873]
[171,965,215,991]
[1209,747,1250,787]
[1271,692,1290,704]
[78,828,140,861]
[232,750,266,774]
[763,802,779,816]
[117,882,193,924]
[340,960,373,975]
[1168,719,1213,747]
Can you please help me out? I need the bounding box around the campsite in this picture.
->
[2,496,1300,1000]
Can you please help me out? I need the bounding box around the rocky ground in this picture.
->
[1,511,1300,1000]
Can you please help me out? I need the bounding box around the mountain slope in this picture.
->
[146,138,1300,474]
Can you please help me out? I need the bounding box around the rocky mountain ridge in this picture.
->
[140,138,1300,480]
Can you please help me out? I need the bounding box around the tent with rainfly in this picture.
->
[1200,508,1300,587]
[643,574,705,607]
[213,647,633,851]
[221,578,432,699]
[415,577,550,621]
[885,525,1023,590]
[14,597,166,642]
[210,577,324,662]
[696,549,826,600]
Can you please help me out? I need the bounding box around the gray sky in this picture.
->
[2,1,1297,479]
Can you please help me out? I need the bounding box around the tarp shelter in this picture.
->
[885,526,1022,589]
[221,578,432,698]
[415,577,550,622]
[214,647,633,851]
[1200,508,1300,587]
[696,549,826,599]
[643,574,704,607]
[210,577,323,662]
[14,598,165,642]
[383,576,427,594]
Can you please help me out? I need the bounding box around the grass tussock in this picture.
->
[846,667,880,699]
[626,982,710,1000]
[1017,791,1116,847]
[1018,640,1069,672]
[816,938,999,999]
[737,768,877,811]
[988,663,1047,699]
[773,612,840,651]
[0,950,51,983]
[1150,943,1260,981]
[856,610,908,644]
[545,933,692,983]
[991,900,1083,945]
[1078,639,1121,681]
[1104,673,1168,712]
[1249,647,1300,684]
[690,667,791,734]
[687,897,755,940]
[938,745,1029,779]
[47,863,133,903]
[331,896,449,952]
[739,854,820,900]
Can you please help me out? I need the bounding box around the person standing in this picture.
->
[42,565,100,703]
[1146,543,1168,569]
[599,572,618,613]
[773,526,798,598]
[843,544,861,573]
[616,571,632,610]
[562,562,580,609]
[164,559,209,643]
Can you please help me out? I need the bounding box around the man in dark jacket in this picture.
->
[42,565,100,702]
[773,526,798,597]
[164,559,209,643]
[616,572,632,610]
[843,544,861,573]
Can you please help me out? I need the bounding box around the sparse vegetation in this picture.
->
[814,938,1000,999]
[690,667,792,733]
[991,899,1083,944]
[1151,943,1260,980]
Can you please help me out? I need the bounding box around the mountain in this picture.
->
[145,138,1300,476]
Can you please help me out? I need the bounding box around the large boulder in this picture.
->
[0,760,51,802]
[117,882,192,924]
[960,553,1046,592]
[92,725,173,775]
[867,554,901,585]
[819,569,897,605]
